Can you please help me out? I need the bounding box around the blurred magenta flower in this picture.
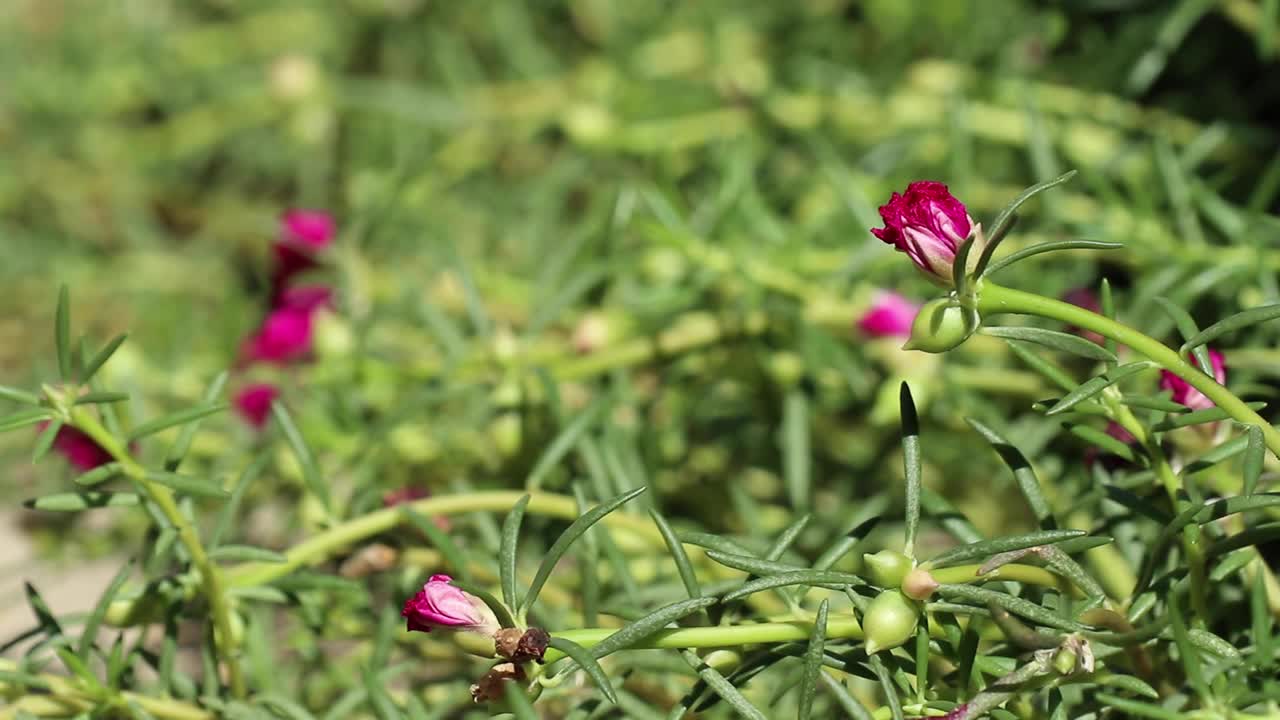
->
[382,486,429,507]
[871,181,974,284]
[272,210,335,299]
[234,384,279,428]
[858,291,920,338]
[241,287,333,365]
[402,574,500,635]
[39,422,113,471]
[1160,350,1226,411]
[1063,288,1105,345]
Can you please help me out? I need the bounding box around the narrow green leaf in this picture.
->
[0,385,41,406]
[952,234,977,297]
[675,531,756,557]
[56,285,71,381]
[722,571,867,602]
[79,334,128,385]
[819,673,874,720]
[25,581,65,639]
[934,584,1086,632]
[144,471,229,499]
[521,487,647,615]
[867,653,904,720]
[1121,394,1190,413]
[447,580,517,629]
[967,419,1056,528]
[211,453,270,548]
[813,516,881,573]
[526,397,606,490]
[649,510,702,601]
[127,403,228,442]
[588,596,718,660]
[1045,363,1150,416]
[1067,424,1138,463]
[1244,425,1264,496]
[1209,521,1280,560]
[499,494,531,611]
[983,239,1120,277]
[78,558,136,655]
[1168,592,1207,698]
[1094,694,1185,720]
[549,637,618,704]
[271,401,330,512]
[1252,569,1274,668]
[501,679,537,720]
[166,372,228,472]
[798,599,829,720]
[921,488,984,544]
[900,383,922,558]
[679,649,768,720]
[982,326,1117,362]
[704,551,806,576]
[209,545,288,563]
[783,389,812,510]
[256,694,319,720]
[73,461,125,487]
[767,514,811,562]
[1005,340,1077,392]
[927,530,1085,568]
[24,491,140,511]
[1100,278,1118,366]
[976,170,1079,278]
[1181,304,1280,353]
[1152,402,1266,431]
[74,391,130,405]
[402,507,471,583]
[31,418,63,463]
[1152,296,1212,374]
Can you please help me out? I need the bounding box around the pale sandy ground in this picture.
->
[0,511,124,646]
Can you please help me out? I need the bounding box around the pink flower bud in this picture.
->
[871,181,974,284]
[401,574,500,635]
[857,291,920,339]
[1159,349,1226,412]
[240,287,334,366]
[39,422,113,471]
[281,210,335,250]
[234,384,279,429]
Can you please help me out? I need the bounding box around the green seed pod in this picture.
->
[863,550,913,588]
[902,298,977,353]
[862,590,919,654]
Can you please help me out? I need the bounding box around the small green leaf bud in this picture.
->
[863,550,913,588]
[901,567,939,601]
[862,589,919,654]
[901,298,977,353]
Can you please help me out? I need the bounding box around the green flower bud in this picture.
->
[901,298,977,353]
[1052,646,1078,676]
[862,590,919,654]
[489,412,523,457]
[902,567,939,601]
[863,550,913,587]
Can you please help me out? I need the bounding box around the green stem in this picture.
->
[977,282,1280,461]
[551,615,865,662]
[68,408,246,699]
[0,659,212,720]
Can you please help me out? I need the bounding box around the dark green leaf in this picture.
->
[704,551,806,576]
[934,585,1087,632]
[1180,304,1280,353]
[589,596,718,660]
[31,418,63,463]
[74,391,129,405]
[649,509,702,601]
[928,530,1085,568]
[1152,296,1212,375]
[819,673,874,720]
[24,491,140,511]
[722,571,866,602]
[1045,363,1150,416]
[144,471,229,499]
[549,637,618,704]
[73,461,125,487]
[679,649,768,720]
[900,383,922,558]
[983,238,1120,277]
[80,334,128,385]
[56,285,71,381]
[1244,425,1264,496]
[976,170,1079,278]
[676,531,756,557]
[798,599,829,720]
[1209,521,1280,560]
[967,419,1056,528]
[1121,394,1189,413]
[521,487,647,615]
[127,403,228,442]
[1067,424,1138,463]
[1252,570,1274,668]
[1005,341,1077,392]
[1152,402,1266,431]
[953,234,977,296]
[867,653,904,720]
[210,545,288,563]
[270,401,329,512]
[982,326,1116,362]
[78,559,136,656]
[1093,694,1186,720]
[499,494,531,611]
[0,385,40,406]
[1168,592,1206,697]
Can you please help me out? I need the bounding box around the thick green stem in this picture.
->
[977,282,1280,460]
[68,408,246,699]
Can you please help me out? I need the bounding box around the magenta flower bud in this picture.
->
[39,422,114,471]
[1160,349,1226,412]
[234,384,279,429]
[281,210,336,250]
[241,307,317,365]
[871,181,974,284]
[858,291,920,339]
[401,574,500,635]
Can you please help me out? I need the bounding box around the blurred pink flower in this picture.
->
[234,384,279,428]
[858,291,920,339]
[401,574,499,635]
[871,181,974,284]
[277,285,333,312]
[1062,288,1105,345]
[240,287,333,365]
[271,210,335,302]
[1160,349,1226,412]
[39,422,113,471]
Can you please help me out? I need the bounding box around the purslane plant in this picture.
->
[3,176,1280,719]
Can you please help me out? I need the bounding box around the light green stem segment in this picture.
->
[552,615,864,663]
[68,408,246,699]
[977,282,1280,460]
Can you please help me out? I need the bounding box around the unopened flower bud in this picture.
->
[871,181,975,285]
[402,574,500,637]
[901,567,939,601]
[902,298,976,353]
[862,590,918,654]
[863,550,913,588]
